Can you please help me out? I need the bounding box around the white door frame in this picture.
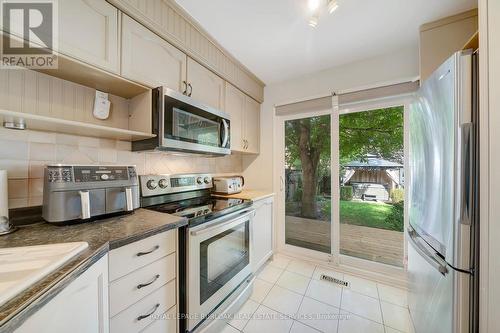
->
[336,97,411,279]
[274,94,412,281]
[275,108,336,264]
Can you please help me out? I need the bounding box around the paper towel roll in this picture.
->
[0,170,8,219]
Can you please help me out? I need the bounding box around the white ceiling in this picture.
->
[175,0,477,84]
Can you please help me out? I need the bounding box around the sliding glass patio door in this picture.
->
[283,114,332,254]
[275,97,408,272]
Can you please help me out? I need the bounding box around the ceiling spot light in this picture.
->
[308,0,320,12]
[327,0,339,13]
[309,14,319,28]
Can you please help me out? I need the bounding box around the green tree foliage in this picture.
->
[285,116,331,218]
[285,107,403,219]
[340,186,353,201]
[339,107,404,165]
[385,201,405,231]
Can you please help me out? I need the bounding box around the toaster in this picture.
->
[212,176,244,194]
[42,165,140,224]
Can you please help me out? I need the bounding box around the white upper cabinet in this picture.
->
[244,96,260,154]
[121,15,187,91]
[225,83,245,151]
[59,0,119,73]
[186,57,225,111]
[224,83,260,154]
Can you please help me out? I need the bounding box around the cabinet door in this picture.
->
[16,255,109,333]
[59,0,119,73]
[121,15,187,91]
[244,96,260,154]
[187,57,225,110]
[252,197,274,272]
[225,83,245,151]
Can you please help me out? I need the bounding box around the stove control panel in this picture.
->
[140,174,212,197]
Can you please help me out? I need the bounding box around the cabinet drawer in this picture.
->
[110,253,176,316]
[110,279,176,333]
[142,306,177,333]
[109,230,176,281]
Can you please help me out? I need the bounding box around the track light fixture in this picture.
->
[307,0,340,28]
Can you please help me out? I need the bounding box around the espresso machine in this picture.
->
[42,165,140,224]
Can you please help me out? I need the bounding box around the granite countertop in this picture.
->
[213,189,275,201]
[0,208,187,330]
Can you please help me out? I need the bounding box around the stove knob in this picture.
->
[147,179,158,190]
[196,177,203,185]
[100,174,109,180]
[204,177,210,184]
[159,179,169,189]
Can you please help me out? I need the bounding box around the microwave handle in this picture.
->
[79,191,91,219]
[125,187,134,211]
[221,119,229,148]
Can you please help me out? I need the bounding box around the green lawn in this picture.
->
[340,200,397,231]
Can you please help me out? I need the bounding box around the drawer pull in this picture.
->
[137,274,160,289]
[137,303,160,321]
[136,245,160,257]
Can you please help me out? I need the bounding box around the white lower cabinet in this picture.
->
[15,255,109,333]
[252,196,274,272]
[109,229,178,333]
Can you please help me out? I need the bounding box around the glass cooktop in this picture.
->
[145,195,252,227]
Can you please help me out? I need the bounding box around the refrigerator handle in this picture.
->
[408,228,448,275]
[459,123,473,225]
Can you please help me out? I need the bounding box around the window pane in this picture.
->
[284,115,331,253]
[339,106,404,267]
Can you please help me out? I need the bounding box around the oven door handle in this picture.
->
[190,209,255,237]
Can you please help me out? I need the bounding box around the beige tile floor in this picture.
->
[221,254,415,333]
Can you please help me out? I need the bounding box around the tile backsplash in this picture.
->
[0,127,243,209]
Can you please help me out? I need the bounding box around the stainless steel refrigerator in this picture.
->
[408,50,479,333]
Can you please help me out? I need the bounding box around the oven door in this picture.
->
[187,209,254,331]
[159,87,231,155]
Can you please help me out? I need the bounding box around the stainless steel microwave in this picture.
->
[132,87,231,155]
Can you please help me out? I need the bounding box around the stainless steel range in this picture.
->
[139,174,255,333]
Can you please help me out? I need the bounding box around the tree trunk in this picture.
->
[301,164,317,218]
[297,119,321,218]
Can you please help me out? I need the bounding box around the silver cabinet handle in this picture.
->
[136,245,160,257]
[182,81,187,95]
[125,187,134,211]
[137,274,160,289]
[79,190,90,219]
[137,303,160,321]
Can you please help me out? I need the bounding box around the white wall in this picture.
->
[479,0,499,332]
[0,128,243,209]
[241,46,419,191]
